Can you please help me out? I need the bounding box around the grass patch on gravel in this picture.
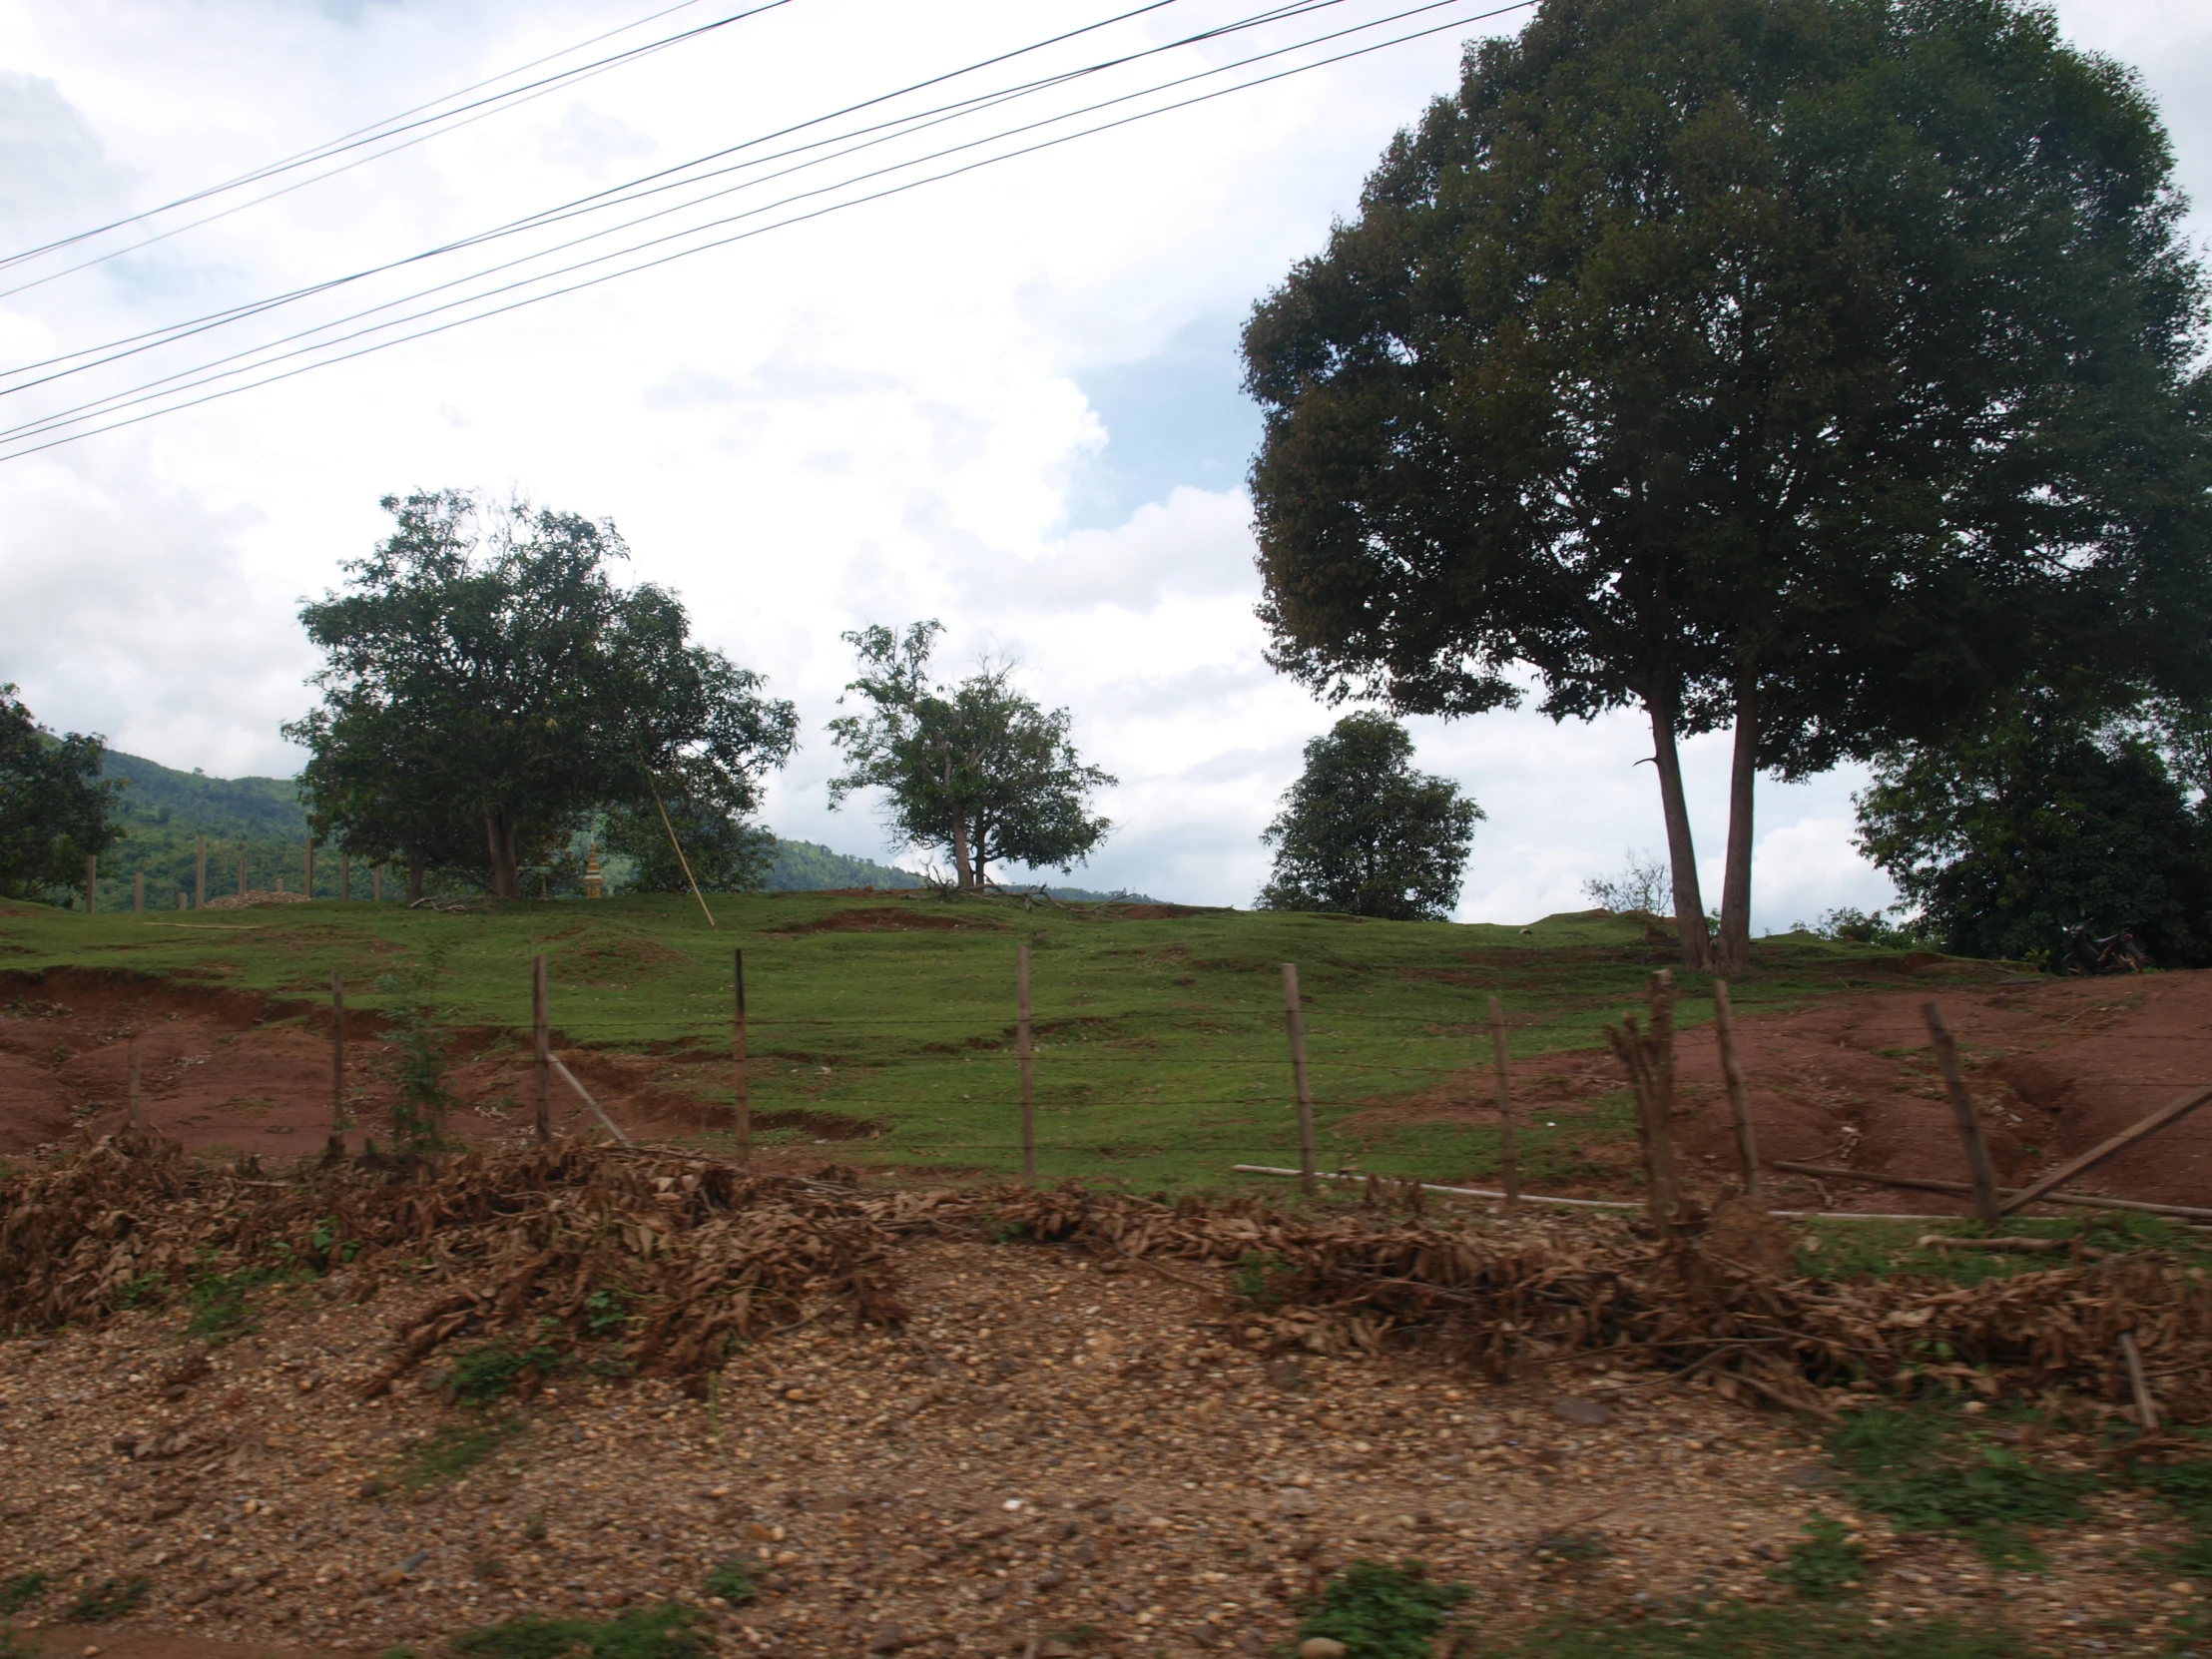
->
[184,1262,288,1342]
[451,1601,706,1658]
[1296,1559,1467,1658]
[62,1575,148,1621]
[1825,1403,2097,1567]
[1768,1515,1869,1599]
[395,1414,523,1489]
[1477,1602,2043,1657]
[0,1575,41,1617]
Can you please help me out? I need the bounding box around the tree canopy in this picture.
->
[0,685,121,903]
[1856,702,2212,966]
[1243,0,2212,970]
[827,621,1113,890]
[1259,713,1482,920]
[287,490,798,899]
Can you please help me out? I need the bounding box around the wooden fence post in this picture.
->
[2120,1331,2160,1430]
[238,848,248,899]
[126,1031,141,1131]
[329,971,347,1154]
[86,853,96,913]
[532,954,551,1145]
[1486,993,1518,1207]
[1923,1001,1999,1224]
[134,871,144,912]
[304,838,314,898]
[339,851,350,902]
[1712,979,1760,1201]
[176,891,187,910]
[1282,963,1317,1196]
[733,948,750,1164]
[1017,944,1036,1183]
[1605,970,1682,1229]
[372,864,383,903]
[195,837,206,910]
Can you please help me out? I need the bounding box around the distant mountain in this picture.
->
[84,752,1152,904]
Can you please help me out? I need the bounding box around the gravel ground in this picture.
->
[1,1227,2204,1657]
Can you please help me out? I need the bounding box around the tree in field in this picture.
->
[827,621,1113,890]
[287,491,799,899]
[1856,701,2212,967]
[602,796,776,894]
[1243,0,2212,971]
[1258,712,1482,919]
[0,685,122,902]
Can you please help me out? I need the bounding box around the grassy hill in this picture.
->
[0,889,1900,1189]
[78,751,1138,907]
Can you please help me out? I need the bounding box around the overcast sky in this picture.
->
[0,0,2205,927]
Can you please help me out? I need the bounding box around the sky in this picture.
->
[0,0,2205,929]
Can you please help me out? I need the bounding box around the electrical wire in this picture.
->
[0,0,1535,461]
[0,0,760,280]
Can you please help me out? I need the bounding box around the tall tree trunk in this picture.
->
[406,859,424,903]
[1647,693,1712,971]
[1716,666,1759,973]
[484,808,522,899]
[948,812,973,891]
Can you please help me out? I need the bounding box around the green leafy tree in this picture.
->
[286,491,798,899]
[601,796,776,894]
[1856,702,2212,966]
[1242,0,2212,972]
[0,685,122,903]
[827,621,1114,890]
[1258,712,1482,919]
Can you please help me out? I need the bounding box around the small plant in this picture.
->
[584,1289,631,1339]
[1772,1515,1868,1599]
[1296,1559,1467,1659]
[110,1273,169,1310]
[376,954,460,1155]
[185,1263,284,1342]
[1233,1250,1294,1308]
[0,1573,45,1616]
[700,1557,756,1603]
[1531,1528,1608,1565]
[396,1416,522,1489]
[2126,1455,2212,1577]
[979,1212,1032,1244]
[441,1340,562,1405]
[472,1554,510,1581]
[452,1601,705,1659]
[64,1575,149,1621]
[1826,1402,2097,1566]
[306,1216,359,1271]
[522,1513,549,1543]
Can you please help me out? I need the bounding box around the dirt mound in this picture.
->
[0,969,711,1159]
[1367,967,2212,1214]
[771,905,1001,934]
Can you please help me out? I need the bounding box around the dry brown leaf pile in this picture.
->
[5,1137,2209,1422]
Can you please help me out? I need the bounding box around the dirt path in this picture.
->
[1,1224,2198,1658]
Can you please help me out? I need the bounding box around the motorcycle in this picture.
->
[2060,923,2148,976]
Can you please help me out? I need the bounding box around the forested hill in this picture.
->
[90,752,1144,901]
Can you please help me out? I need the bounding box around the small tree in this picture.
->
[1856,703,2212,967]
[827,622,1114,890]
[1258,713,1481,919]
[0,685,122,903]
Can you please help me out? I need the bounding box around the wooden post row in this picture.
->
[733,948,751,1164]
[1486,993,1518,1208]
[1282,963,1318,1196]
[1017,944,1036,1183]
[532,954,551,1145]
[195,837,206,910]
[304,839,314,898]
[134,871,144,912]
[1712,979,1761,1199]
[85,853,96,913]
[1923,1001,1999,1224]
[339,851,350,902]
[372,864,383,903]
[239,848,248,899]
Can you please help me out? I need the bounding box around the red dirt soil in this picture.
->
[0,969,733,1159]
[1362,966,2212,1215]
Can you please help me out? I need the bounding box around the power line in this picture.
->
[0,0,1537,462]
[0,0,753,278]
[0,0,1307,398]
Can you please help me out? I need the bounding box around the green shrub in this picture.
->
[1827,1404,2096,1565]
[1771,1516,1867,1599]
[64,1576,149,1621]
[701,1557,756,1603]
[185,1264,284,1341]
[396,1416,522,1488]
[440,1340,562,1405]
[1297,1559,1467,1659]
[0,1573,45,1616]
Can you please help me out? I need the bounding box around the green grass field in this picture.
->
[0,892,1925,1190]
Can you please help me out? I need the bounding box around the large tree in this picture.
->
[287,491,798,899]
[1258,712,1483,919]
[0,685,121,903]
[1243,0,2212,971]
[827,621,1113,890]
